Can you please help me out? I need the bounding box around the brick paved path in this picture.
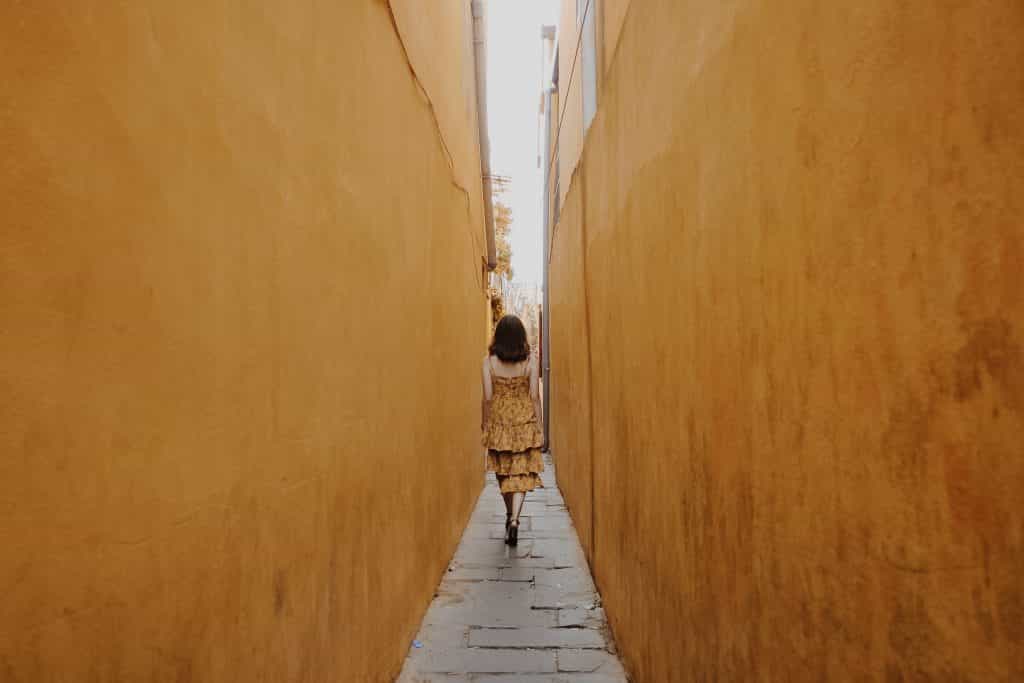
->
[396,454,628,682]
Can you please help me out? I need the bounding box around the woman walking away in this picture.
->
[481,315,544,546]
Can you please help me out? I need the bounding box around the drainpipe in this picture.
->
[540,26,556,450]
[472,0,497,271]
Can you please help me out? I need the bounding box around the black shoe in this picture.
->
[507,520,519,547]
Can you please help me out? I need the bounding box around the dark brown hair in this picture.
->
[489,315,530,363]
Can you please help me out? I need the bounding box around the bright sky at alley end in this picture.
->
[487,0,560,288]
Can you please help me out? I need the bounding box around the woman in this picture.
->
[481,315,544,546]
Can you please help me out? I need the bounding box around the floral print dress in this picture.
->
[482,357,544,493]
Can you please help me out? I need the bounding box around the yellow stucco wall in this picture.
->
[0,2,486,681]
[599,0,630,76]
[550,187,595,559]
[558,0,630,214]
[390,0,488,263]
[550,0,1024,680]
[557,0,586,213]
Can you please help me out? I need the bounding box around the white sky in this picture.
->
[487,0,560,288]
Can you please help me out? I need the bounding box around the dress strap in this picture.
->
[488,355,531,379]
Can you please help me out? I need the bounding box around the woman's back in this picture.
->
[483,354,542,449]
[486,356,533,424]
[488,355,530,379]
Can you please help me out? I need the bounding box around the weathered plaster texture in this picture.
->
[388,0,488,263]
[600,0,631,75]
[1,2,486,681]
[550,0,1024,680]
[557,0,586,213]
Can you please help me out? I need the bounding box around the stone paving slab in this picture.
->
[557,607,607,629]
[468,626,605,649]
[448,566,502,582]
[499,567,537,582]
[556,649,627,674]
[395,675,470,683]
[472,676,625,683]
[397,454,628,683]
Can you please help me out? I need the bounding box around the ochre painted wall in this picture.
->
[557,0,586,213]
[557,0,631,216]
[550,0,1024,680]
[550,187,595,559]
[390,0,488,262]
[599,0,630,76]
[0,2,486,681]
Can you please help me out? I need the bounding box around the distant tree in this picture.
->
[492,177,514,281]
[493,202,514,281]
[525,302,540,351]
[489,288,504,330]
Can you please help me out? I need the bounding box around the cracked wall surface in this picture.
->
[0,2,487,681]
[550,0,1024,680]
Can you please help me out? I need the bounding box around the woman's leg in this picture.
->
[506,490,526,546]
[496,475,513,526]
[501,492,514,526]
[511,491,526,523]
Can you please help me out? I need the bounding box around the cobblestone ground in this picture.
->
[396,454,628,683]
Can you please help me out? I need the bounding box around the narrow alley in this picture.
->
[3,1,1022,681]
[397,454,627,682]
